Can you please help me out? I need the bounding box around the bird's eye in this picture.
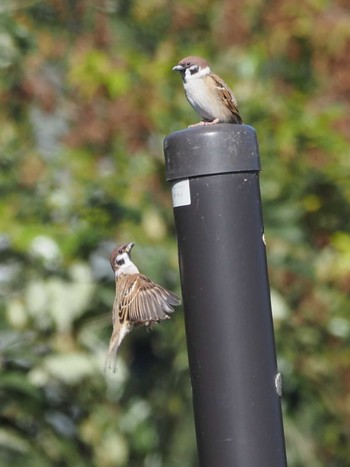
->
[118,249,122,254]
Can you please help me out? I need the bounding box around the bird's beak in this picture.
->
[126,242,135,253]
[172,64,185,72]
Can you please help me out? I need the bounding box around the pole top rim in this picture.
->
[163,124,261,182]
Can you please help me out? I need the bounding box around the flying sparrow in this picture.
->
[105,242,181,371]
[173,55,243,127]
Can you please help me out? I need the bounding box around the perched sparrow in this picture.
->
[173,55,243,126]
[105,242,181,371]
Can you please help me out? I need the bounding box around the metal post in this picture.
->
[164,125,287,467]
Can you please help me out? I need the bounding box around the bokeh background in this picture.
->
[1,0,350,466]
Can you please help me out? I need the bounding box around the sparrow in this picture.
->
[105,242,181,371]
[172,55,243,126]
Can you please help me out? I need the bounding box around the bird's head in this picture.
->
[172,56,211,82]
[110,242,139,276]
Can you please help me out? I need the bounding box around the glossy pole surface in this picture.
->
[164,125,287,467]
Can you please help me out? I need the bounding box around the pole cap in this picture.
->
[164,124,261,181]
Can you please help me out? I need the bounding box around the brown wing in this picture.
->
[117,274,180,325]
[111,282,121,329]
[211,73,243,123]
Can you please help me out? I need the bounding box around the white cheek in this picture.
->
[116,255,140,276]
[184,66,210,82]
[184,68,193,81]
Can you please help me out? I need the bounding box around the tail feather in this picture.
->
[104,322,132,372]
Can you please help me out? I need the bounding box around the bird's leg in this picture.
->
[188,118,220,128]
[188,121,206,128]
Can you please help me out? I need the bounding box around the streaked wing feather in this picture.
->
[127,274,180,323]
[111,294,119,329]
[211,73,243,123]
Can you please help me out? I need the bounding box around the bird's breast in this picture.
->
[184,77,232,122]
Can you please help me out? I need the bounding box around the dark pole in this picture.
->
[164,125,287,467]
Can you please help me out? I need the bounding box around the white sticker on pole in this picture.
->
[172,179,191,207]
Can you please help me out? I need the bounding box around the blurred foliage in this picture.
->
[0,0,350,466]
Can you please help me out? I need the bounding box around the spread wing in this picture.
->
[211,73,243,123]
[116,274,181,325]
